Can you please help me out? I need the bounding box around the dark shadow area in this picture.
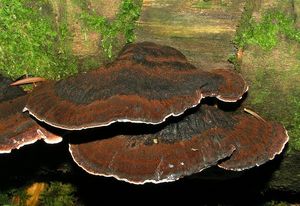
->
[1,93,297,205]
[0,138,297,205]
[217,92,248,111]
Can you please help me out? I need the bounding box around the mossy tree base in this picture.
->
[0,0,142,79]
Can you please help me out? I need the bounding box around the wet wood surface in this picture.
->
[136,0,246,70]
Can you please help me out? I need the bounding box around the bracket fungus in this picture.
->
[24,42,248,130]
[0,42,288,185]
[0,76,62,153]
[68,105,289,184]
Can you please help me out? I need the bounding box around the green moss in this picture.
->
[192,0,213,9]
[235,8,300,50]
[286,90,300,151]
[0,182,77,206]
[79,0,142,59]
[39,182,77,206]
[76,55,103,72]
[0,194,11,205]
[247,68,300,152]
[192,0,230,9]
[227,1,258,70]
[0,0,78,80]
[0,187,28,206]
[71,0,89,9]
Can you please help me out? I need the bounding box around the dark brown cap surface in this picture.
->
[25,42,248,130]
[69,105,237,184]
[218,114,289,170]
[69,105,287,184]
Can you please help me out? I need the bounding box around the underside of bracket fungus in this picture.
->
[24,42,248,130]
[0,76,62,153]
[69,105,288,184]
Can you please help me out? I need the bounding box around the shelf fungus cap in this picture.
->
[218,111,289,171]
[69,105,288,184]
[69,105,237,184]
[25,42,248,130]
[0,95,62,154]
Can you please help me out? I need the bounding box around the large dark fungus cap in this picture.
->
[69,105,288,184]
[25,42,248,130]
[69,105,237,184]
